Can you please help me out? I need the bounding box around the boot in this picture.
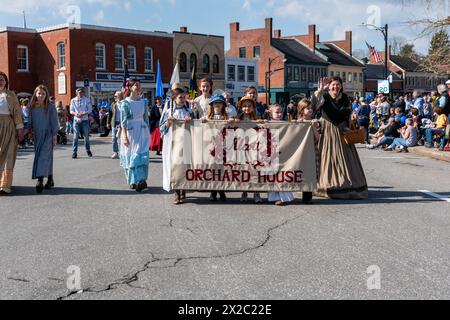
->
[219,192,227,202]
[210,191,218,202]
[45,175,54,189]
[36,177,44,194]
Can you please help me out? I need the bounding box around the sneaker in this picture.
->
[72,152,77,159]
[366,144,376,150]
[275,200,286,206]
[254,193,263,204]
[383,147,393,152]
[111,152,119,159]
[395,147,404,153]
[130,184,137,190]
[87,151,93,158]
[424,143,433,149]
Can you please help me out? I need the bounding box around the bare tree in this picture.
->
[406,0,449,74]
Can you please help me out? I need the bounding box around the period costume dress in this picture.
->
[160,100,194,204]
[0,90,23,193]
[30,103,59,180]
[120,97,150,186]
[311,89,368,200]
[192,95,211,119]
[149,103,163,153]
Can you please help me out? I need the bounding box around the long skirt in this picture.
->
[32,130,54,179]
[150,127,162,152]
[120,119,150,185]
[316,119,368,200]
[0,115,18,190]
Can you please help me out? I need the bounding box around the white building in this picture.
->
[225,56,258,104]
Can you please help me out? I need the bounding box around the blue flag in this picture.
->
[156,60,164,99]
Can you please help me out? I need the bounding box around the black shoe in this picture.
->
[87,151,93,158]
[219,192,227,202]
[130,184,137,190]
[72,152,77,159]
[45,178,54,190]
[210,192,218,202]
[36,181,44,194]
[302,192,313,204]
[136,181,146,193]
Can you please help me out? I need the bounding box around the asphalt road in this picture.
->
[1,136,450,300]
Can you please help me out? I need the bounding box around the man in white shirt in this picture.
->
[70,88,93,159]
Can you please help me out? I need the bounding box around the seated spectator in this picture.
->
[367,117,400,149]
[394,107,405,124]
[424,107,449,149]
[385,118,418,152]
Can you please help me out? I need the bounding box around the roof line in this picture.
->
[325,42,365,67]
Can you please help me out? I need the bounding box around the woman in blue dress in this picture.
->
[29,85,59,193]
[120,80,150,192]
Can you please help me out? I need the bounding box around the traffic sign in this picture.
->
[378,80,389,94]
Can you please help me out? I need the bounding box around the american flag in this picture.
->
[366,41,383,64]
[122,60,130,95]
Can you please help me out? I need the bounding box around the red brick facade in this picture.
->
[228,18,285,101]
[1,25,173,106]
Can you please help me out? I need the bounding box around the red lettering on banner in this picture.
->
[186,170,194,181]
[242,171,250,183]
[295,171,303,183]
[232,170,241,182]
[195,169,204,181]
[204,169,212,181]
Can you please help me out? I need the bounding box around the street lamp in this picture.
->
[266,56,287,106]
[361,22,389,80]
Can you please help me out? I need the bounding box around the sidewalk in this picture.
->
[408,146,450,163]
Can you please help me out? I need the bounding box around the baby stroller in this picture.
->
[57,130,68,145]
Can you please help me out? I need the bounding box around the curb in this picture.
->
[408,147,450,163]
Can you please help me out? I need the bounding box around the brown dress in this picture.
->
[0,90,23,192]
[311,90,368,200]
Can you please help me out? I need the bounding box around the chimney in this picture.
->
[345,31,352,55]
[230,22,240,32]
[308,24,316,51]
[265,18,273,31]
[273,29,281,39]
[180,26,188,33]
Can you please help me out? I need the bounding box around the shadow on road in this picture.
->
[9,186,168,196]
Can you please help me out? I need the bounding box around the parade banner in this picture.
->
[166,120,318,192]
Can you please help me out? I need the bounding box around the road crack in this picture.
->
[56,216,300,300]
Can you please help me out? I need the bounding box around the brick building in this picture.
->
[228,18,363,104]
[0,24,173,107]
[173,27,225,92]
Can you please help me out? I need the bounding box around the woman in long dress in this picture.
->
[311,77,368,200]
[120,80,150,192]
[0,72,24,195]
[29,85,59,193]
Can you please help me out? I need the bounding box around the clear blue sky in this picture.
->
[0,0,447,55]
